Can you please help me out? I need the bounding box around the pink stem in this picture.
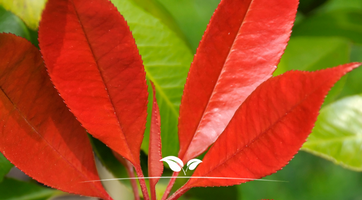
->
[161,171,179,200]
[150,185,157,200]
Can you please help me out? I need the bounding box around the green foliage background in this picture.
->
[0,0,361,199]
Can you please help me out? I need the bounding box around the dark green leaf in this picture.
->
[181,186,238,200]
[0,178,55,200]
[317,0,362,13]
[0,153,13,183]
[0,6,38,47]
[292,10,362,44]
[274,36,350,105]
[237,151,362,200]
[340,44,362,97]
[0,6,30,39]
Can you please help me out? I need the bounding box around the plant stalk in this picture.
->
[135,166,150,200]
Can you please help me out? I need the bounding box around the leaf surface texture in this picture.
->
[0,33,110,199]
[178,0,300,162]
[169,63,361,199]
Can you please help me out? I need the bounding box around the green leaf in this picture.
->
[129,0,188,47]
[0,0,46,30]
[302,94,362,171]
[237,151,362,200]
[317,0,362,13]
[156,0,220,52]
[292,10,362,44]
[351,44,362,62]
[339,44,362,97]
[111,0,193,156]
[0,6,39,47]
[0,5,30,40]
[274,36,350,105]
[0,153,13,183]
[0,178,55,200]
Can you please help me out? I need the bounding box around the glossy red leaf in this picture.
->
[178,0,299,162]
[148,82,163,200]
[169,63,361,199]
[39,0,148,168]
[0,33,111,199]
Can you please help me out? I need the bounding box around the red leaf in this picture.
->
[0,33,111,199]
[38,0,148,168]
[169,63,361,199]
[148,82,163,200]
[178,0,299,162]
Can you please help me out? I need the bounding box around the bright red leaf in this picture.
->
[148,82,163,200]
[0,33,111,199]
[39,0,148,173]
[178,0,299,163]
[168,63,361,199]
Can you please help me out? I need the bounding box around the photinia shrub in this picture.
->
[0,0,360,199]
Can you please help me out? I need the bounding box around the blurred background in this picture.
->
[0,0,361,199]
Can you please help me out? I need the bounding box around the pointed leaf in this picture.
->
[178,0,300,162]
[0,33,110,199]
[111,0,193,156]
[39,0,148,167]
[186,159,202,171]
[148,82,163,200]
[169,63,361,199]
[302,94,362,171]
[160,156,183,172]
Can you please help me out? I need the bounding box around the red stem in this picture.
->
[161,171,179,200]
[150,186,157,200]
[135,166,150,200]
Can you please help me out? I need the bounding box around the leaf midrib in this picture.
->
[194,74,333,179]
[0,86,103,194]
[70,0,134,161]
